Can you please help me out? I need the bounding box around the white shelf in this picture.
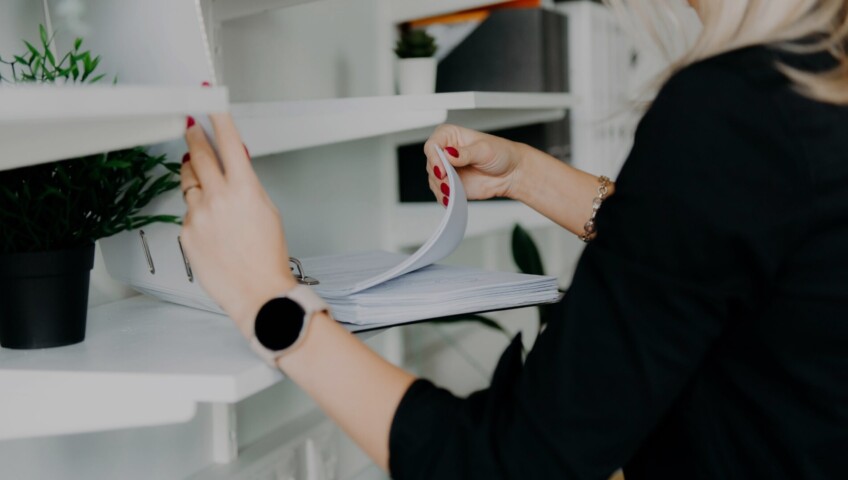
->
[392,0,512,23]
[213,0,319,22]
[0,295,387,441]
[390,200,553,248]
[233,91,572,157]
[0,296,276,440]
[0,86,228,173]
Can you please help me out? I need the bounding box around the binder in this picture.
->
[105,147,561,331]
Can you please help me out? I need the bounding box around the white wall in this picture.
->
[0,1,43,55]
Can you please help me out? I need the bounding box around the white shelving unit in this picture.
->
[234,91,573,157]
[0,296,279,440]
[0,294,386,441]
[0,0,623,477]
[0,86,228,172]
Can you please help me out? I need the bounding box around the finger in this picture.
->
[426,155,446,181]
[424,142,461,178]
[180,159,203,207]
[428,174,440,199]
[447,140,495,169]
[208,112,252,181]
[424,126,463,171]
[185,120,225,191]
[428,174,449,208]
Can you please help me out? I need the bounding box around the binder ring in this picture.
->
[289,257,320,286]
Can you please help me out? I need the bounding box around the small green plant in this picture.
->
[0,149,181,253]
[0,26,180,254]
[0,25,107,84]
[394,28,438,59]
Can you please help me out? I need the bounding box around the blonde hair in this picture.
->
[607,0,848,105]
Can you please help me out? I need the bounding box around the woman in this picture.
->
[178,0,848,478]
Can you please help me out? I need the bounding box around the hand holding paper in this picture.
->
[317,146,468,298]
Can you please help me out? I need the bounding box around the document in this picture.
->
[300,147,561,327]
[317,146,468,298]
[309,254,560,327]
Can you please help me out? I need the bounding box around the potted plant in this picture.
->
[394,27,439,95]
[0,26,181,349]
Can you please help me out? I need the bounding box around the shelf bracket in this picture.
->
[211,403,239,464]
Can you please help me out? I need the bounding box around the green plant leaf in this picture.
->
[104,160,133,169]
[511,224,545,276]
[39,24,49,47]
[45,47,56,68]
[24,40,40,58]
[74,37,83,50]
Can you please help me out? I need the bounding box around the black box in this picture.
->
[436,8,569,93]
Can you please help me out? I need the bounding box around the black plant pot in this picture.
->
[0,243,95,349]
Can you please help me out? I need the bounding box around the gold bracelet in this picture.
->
[579,175,612,243]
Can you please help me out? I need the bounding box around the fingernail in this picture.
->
[440,183,450,196]
[442,196,449,207]
[201,81,211,87]
[433,165,442,179]
[187,116,196,129]
[182,152,191,164]
[244,143,250,159]
[445,147,459,158]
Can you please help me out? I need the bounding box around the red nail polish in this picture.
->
[442,196,449,207]
[244,144,250,159]
[433,165,442,179]
[187,116,196,129]
[445,147,459,158]
[201,81,211,87]
[182,152,191,164]
[440,183,450,196]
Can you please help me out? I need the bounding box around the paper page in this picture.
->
[315,146,468,298]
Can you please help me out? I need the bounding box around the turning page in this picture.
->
[316,146,468,298]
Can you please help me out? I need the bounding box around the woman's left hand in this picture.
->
[180,113,297,338]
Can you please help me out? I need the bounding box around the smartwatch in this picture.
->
[249,285,331,367]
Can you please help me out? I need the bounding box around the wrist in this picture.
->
[233,272,299,339]
[506,142,545,202]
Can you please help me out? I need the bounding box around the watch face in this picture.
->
[255,297,306,351]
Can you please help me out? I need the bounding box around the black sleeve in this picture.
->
[388,62,805,480]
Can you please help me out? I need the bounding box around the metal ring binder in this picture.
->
[139,230,155,275]
[289,257,319,286]
[177,236,194,283]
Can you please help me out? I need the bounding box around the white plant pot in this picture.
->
[396,57,438,95]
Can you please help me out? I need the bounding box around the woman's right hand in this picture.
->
[424,124,527,206]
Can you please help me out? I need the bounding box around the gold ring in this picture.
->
[182,185,201,198]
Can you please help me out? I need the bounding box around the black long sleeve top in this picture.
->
[388,45,848,480]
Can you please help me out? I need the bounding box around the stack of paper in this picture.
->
[292,147,561,330]
[307,251,560,328]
